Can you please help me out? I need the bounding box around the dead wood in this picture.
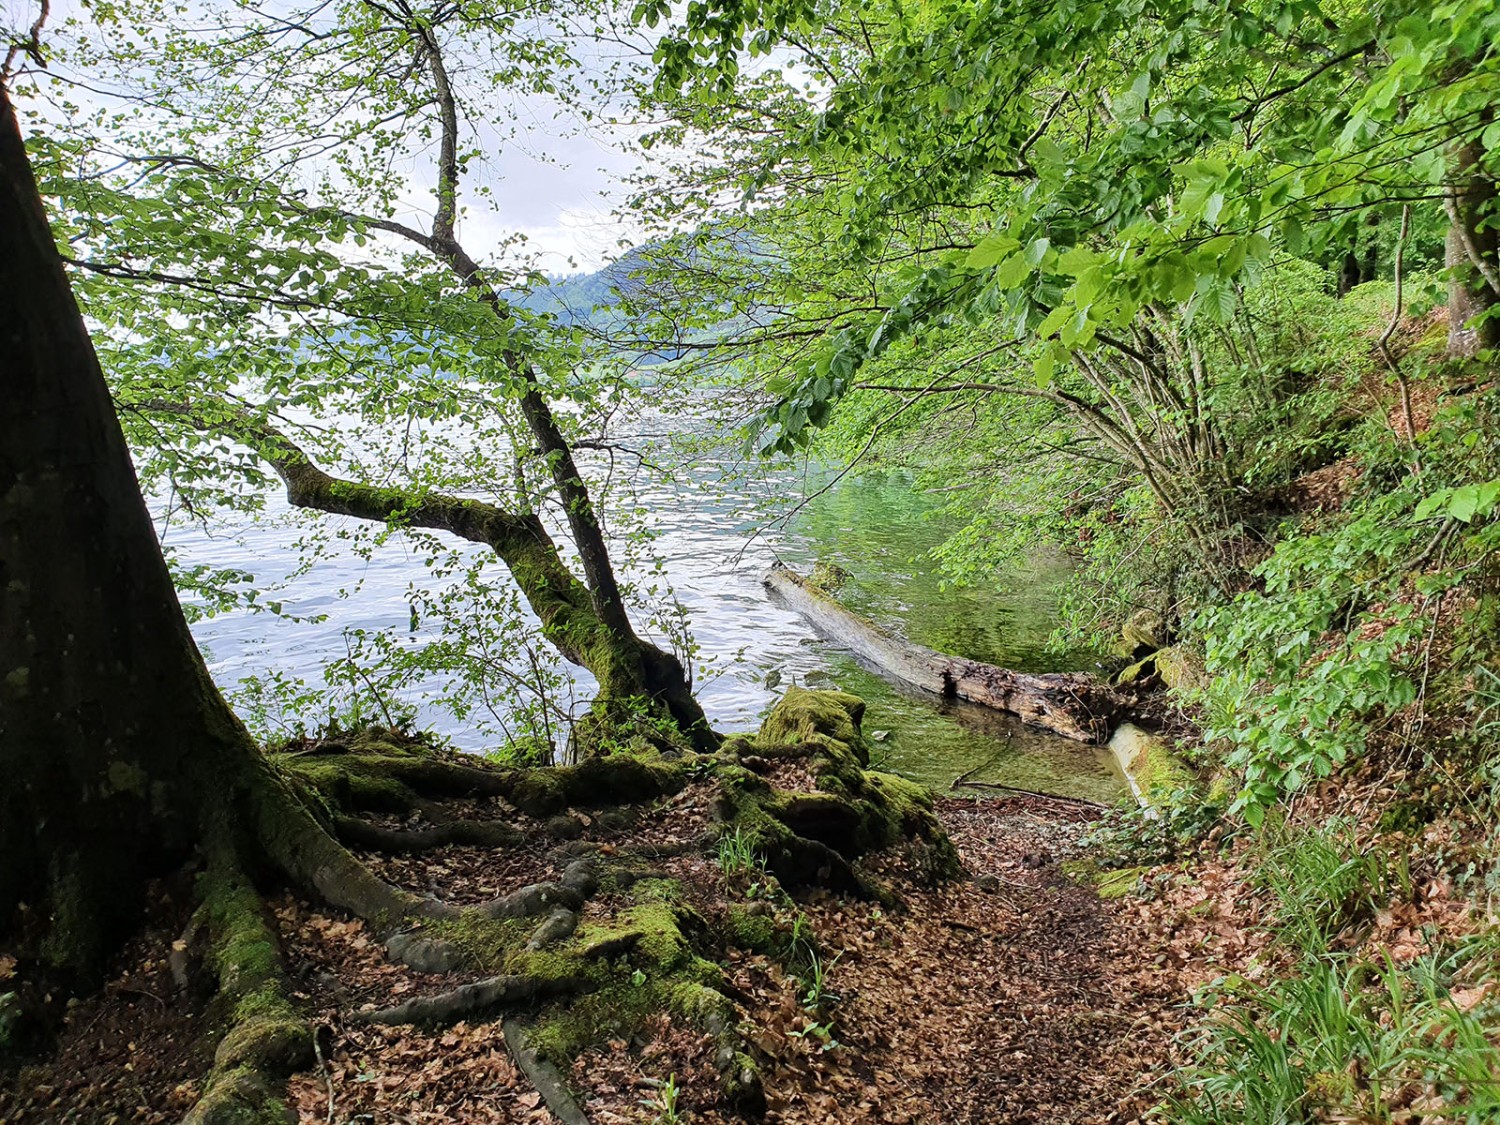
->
[764,563,1127,742]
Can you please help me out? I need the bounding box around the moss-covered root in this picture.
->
[722,688,963,892]
[513,879,766,1117]
[182,860,312,1125]
[276,734,687,822]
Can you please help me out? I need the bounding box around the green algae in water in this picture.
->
[784,470,1092,674]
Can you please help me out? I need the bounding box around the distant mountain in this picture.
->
[508,246,654,326]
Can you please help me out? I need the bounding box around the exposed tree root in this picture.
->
[363,972,585,1027]
[331,814,524,853]
[501,1017,593,1125]
[11,690,959,1123]
[181,854,313,1125]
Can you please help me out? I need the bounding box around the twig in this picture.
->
[955,780,1108,809]
[1377,205,1415,444]
[3,0,50,79]
[313,1026,336,1125]
[112,986,166,1008]
[950,741,1012,789]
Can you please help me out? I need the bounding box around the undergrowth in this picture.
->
[1164,815,1500,1124]
[1167,941,1500,1125]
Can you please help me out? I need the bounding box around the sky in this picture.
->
[447,114,649,276]
[7,0,663,276]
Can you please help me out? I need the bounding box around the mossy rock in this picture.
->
[1108,723,1197,809]
[1119,608,1168,656]
[757,687,867,762]
[1114,654,1159,686]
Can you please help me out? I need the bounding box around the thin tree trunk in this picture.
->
[1446,136,1500,357]
[236,417,713,748]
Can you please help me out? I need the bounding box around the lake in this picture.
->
[170,429,1124,803]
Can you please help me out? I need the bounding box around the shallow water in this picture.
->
[173,439,1123,802]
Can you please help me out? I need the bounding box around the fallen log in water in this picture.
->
[763,562,1128,743]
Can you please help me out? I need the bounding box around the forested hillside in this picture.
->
[4,0,1500,1122]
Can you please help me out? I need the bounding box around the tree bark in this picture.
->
[1,79,245,974]
[0,82,414,989]
[762,564,1126,743]
[1446,136,1500,358]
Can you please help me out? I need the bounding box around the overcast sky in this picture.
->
[7,0,663,276]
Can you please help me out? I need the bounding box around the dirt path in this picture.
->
[1,792,1192,1125]
[567,796,1190,1124]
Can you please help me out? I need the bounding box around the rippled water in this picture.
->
[172,427,1123,802]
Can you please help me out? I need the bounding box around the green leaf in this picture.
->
[1037,304,1070,337]
[997,253,1032,289]
[1057,245,1097,275]
[1033,346,1057,386]
[965,233,1022,269]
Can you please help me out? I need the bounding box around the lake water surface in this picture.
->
[173,443,1123,803]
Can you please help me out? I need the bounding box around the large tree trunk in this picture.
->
[1,76,429,1121]
[0,80,411,981]
[1446,136,1500,358]
[0,79,249,976]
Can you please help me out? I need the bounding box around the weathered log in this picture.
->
[762,563,1126,743]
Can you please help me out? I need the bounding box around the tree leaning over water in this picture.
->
[24,0,711,752]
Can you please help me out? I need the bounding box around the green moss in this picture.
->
[1115,654,1158,685]
[279,757,416,813]
[614,898,694,969]
[723,905,778,953]
[505,768,570,817]
[1134,741,1194,796]
[1094,866,1148,899]
[1110,724,1197,808]
[722,1050,767,1115]
[182,1065,292,1125]
[422,914,531,972]
[528,979,661,1060]
[1063,859,1148,899]
[195,866,297,1030]
[757,687,867,760]
[105,760,148,797]
[213,1013,311,1073]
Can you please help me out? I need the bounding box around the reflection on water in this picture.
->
[175,450,1123,802]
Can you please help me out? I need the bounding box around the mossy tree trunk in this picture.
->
[222,418,715,754]
[1,80,425,1119]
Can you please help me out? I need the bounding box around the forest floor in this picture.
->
[0,784,1258,1125]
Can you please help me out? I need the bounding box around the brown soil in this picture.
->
[0,786,1219,1125]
